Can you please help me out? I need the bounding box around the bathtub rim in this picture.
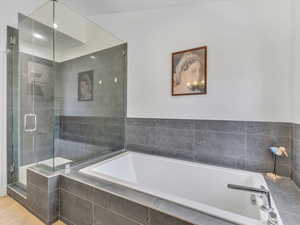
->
[79,150,284,225]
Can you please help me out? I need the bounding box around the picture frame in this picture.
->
[78,70,94,101]
[172,46,207,96]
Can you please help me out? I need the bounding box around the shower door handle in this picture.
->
[24,113,37,132]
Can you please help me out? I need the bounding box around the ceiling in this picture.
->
[19,14,83,51]
[62,0,197,15]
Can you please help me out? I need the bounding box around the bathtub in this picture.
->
[80,151,283,225]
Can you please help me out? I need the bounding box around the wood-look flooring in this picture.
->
[0,196,65,225]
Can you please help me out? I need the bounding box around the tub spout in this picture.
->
[227,184,272,211]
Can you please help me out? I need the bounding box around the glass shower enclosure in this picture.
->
[7,0,126,190]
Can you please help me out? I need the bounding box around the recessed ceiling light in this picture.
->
[33,33,44,40]
[90,55,96,59]
[53,23,58,29]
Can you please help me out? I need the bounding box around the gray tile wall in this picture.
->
[55,139,111,163]
[293,124,300,187]
[7,169,60,225]
[55,44,127,118]
[54,44,127,164]
[126,118,292,176]
[59,176,229,225]
[58,116,124,148]
[26,169,60,224]
[19,52,55,166]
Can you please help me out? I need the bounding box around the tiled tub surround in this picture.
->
[59,175,235,225]
[126,118,292,177]
[6,151,300,225]
[265,177,300,225]
[292,124,300,187]
[59,153,237,225]
[7,167,60,225]
[59,153,300,225]
[79,151,285,225]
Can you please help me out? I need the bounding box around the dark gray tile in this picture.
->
[27,169,48,192]
[276,164,291,177]
[266,177,300,216]
[93,204,141,225]
[293,172,300,188]
[126,144,156,155]
[27,183,49,222]
[126,125,155,145]
[246,135,290,164]
[195,120,246,134]
[127,118,155,127]
[247,122,291,137]
[155,127,194,151]
[149,209,193,225]
[294,124,300,141]
[155,119,194,130]
[60,189,93,225]
[194,130,246,159]
[93,188,148,224]
[195,153,245,170]
[49,175,60,192]
[61,176,94,202]
[246,160,274,174]
[293,140,300,171]
[49,190,59,223]
[151,146,182,159]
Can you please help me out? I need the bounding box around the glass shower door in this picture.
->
[16,1,55,187]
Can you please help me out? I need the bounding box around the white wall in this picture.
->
[92,0,293,122]
[292,0,300,124]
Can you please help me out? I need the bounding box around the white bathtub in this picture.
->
[80,151,283,225]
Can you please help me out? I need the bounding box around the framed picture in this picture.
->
[172,46,207,96]
[78,70,94,101]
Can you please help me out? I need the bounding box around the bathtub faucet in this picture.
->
[227,184,272,211]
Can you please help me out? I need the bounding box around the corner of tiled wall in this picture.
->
[292,123,300,187]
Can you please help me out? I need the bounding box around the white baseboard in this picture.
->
[0,185,7,197]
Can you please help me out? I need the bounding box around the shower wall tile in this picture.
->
[126,118,293,176]
[19,52,56,166]
[53,43,127,165]
[55,116,124,162]
[54,138,111,163]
